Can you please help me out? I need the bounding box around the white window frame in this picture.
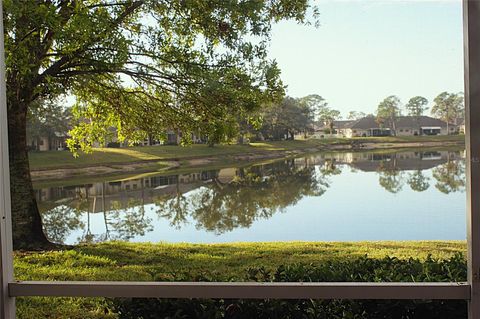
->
[0,1,479,318]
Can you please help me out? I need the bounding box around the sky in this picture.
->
[267,0,464,117]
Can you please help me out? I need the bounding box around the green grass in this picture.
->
[15,241,466,281]
[29,135,465,170]
[15,241,466,318]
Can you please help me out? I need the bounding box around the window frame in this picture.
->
[0,1,479,318]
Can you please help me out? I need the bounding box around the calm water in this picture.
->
[35,149,467,245]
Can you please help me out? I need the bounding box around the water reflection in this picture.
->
[35,150,466,244]
[164,160,329,235]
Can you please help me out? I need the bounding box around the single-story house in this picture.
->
[27,131,68,151]
[334,116,456,138]
[312,120,355,138]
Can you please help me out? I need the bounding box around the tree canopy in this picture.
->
[7,0,316,151]
[5,0,316,247]
[431,92,464,127]
[258,96,317,140]
[376,95,401,136]
[27,100,71,149]
[405,96,428,117]
[316,103,340,135]
[347,111,366,120]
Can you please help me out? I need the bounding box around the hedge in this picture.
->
[114,254,467,319]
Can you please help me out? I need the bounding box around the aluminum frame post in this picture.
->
[0,0,16,317]
[464,1,480,318]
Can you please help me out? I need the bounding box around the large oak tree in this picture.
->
[4,0,315,248]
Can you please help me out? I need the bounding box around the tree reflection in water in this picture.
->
[407,170,430,192]
[107,199,153,241]
[432,159,465,194]
[158,159,331,234]
[41,182,154,244]
[375,151,465,194]
[37,149,466,244]
[377,157,405,194]
[41,204,83,244]
[155,180,189,230]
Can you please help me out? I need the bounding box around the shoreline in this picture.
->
[30,137,465,183]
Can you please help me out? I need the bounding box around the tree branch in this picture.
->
[33,0,145,88]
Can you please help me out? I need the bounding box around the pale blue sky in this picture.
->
[268,0,464,117]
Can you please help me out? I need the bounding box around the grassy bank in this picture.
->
[29,135,464,171]
[16,241,466,281]
[16,241,466,318]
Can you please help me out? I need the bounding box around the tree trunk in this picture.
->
[8,105,51,249]
[238,133,245,145]
[289,130,295,140]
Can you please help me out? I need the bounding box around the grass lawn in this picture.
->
[15,241,466,318]
[28,135,465,170]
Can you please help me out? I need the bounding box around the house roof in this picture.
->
[397,116,451,128]
[333,120,354,129]
[344,116,452,130]
[314,120,354,131]
[344,116,380,129]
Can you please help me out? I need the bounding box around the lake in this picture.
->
[35,149,467,245]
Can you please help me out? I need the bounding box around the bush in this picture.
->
[113,254,467,319]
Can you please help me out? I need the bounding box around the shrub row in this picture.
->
[114,254,467,319]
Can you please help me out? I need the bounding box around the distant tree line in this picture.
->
[375,92,464,136]
[242,91,464,141]
[239,94,341,141]
[27,91,465,147]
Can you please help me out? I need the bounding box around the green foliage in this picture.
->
[316,100,341,134]
[405,96,429,117]
[15,241,466,318]
[114,254,467,319]
[17,296,116,319]
[376,96,402,135]
[298,94,328,115]
[258,95,321,140]
[431,92,464,126]
[4,0,317,153]
[16,241,466,281]
[26,100,71,149]
[6,1,319,248]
